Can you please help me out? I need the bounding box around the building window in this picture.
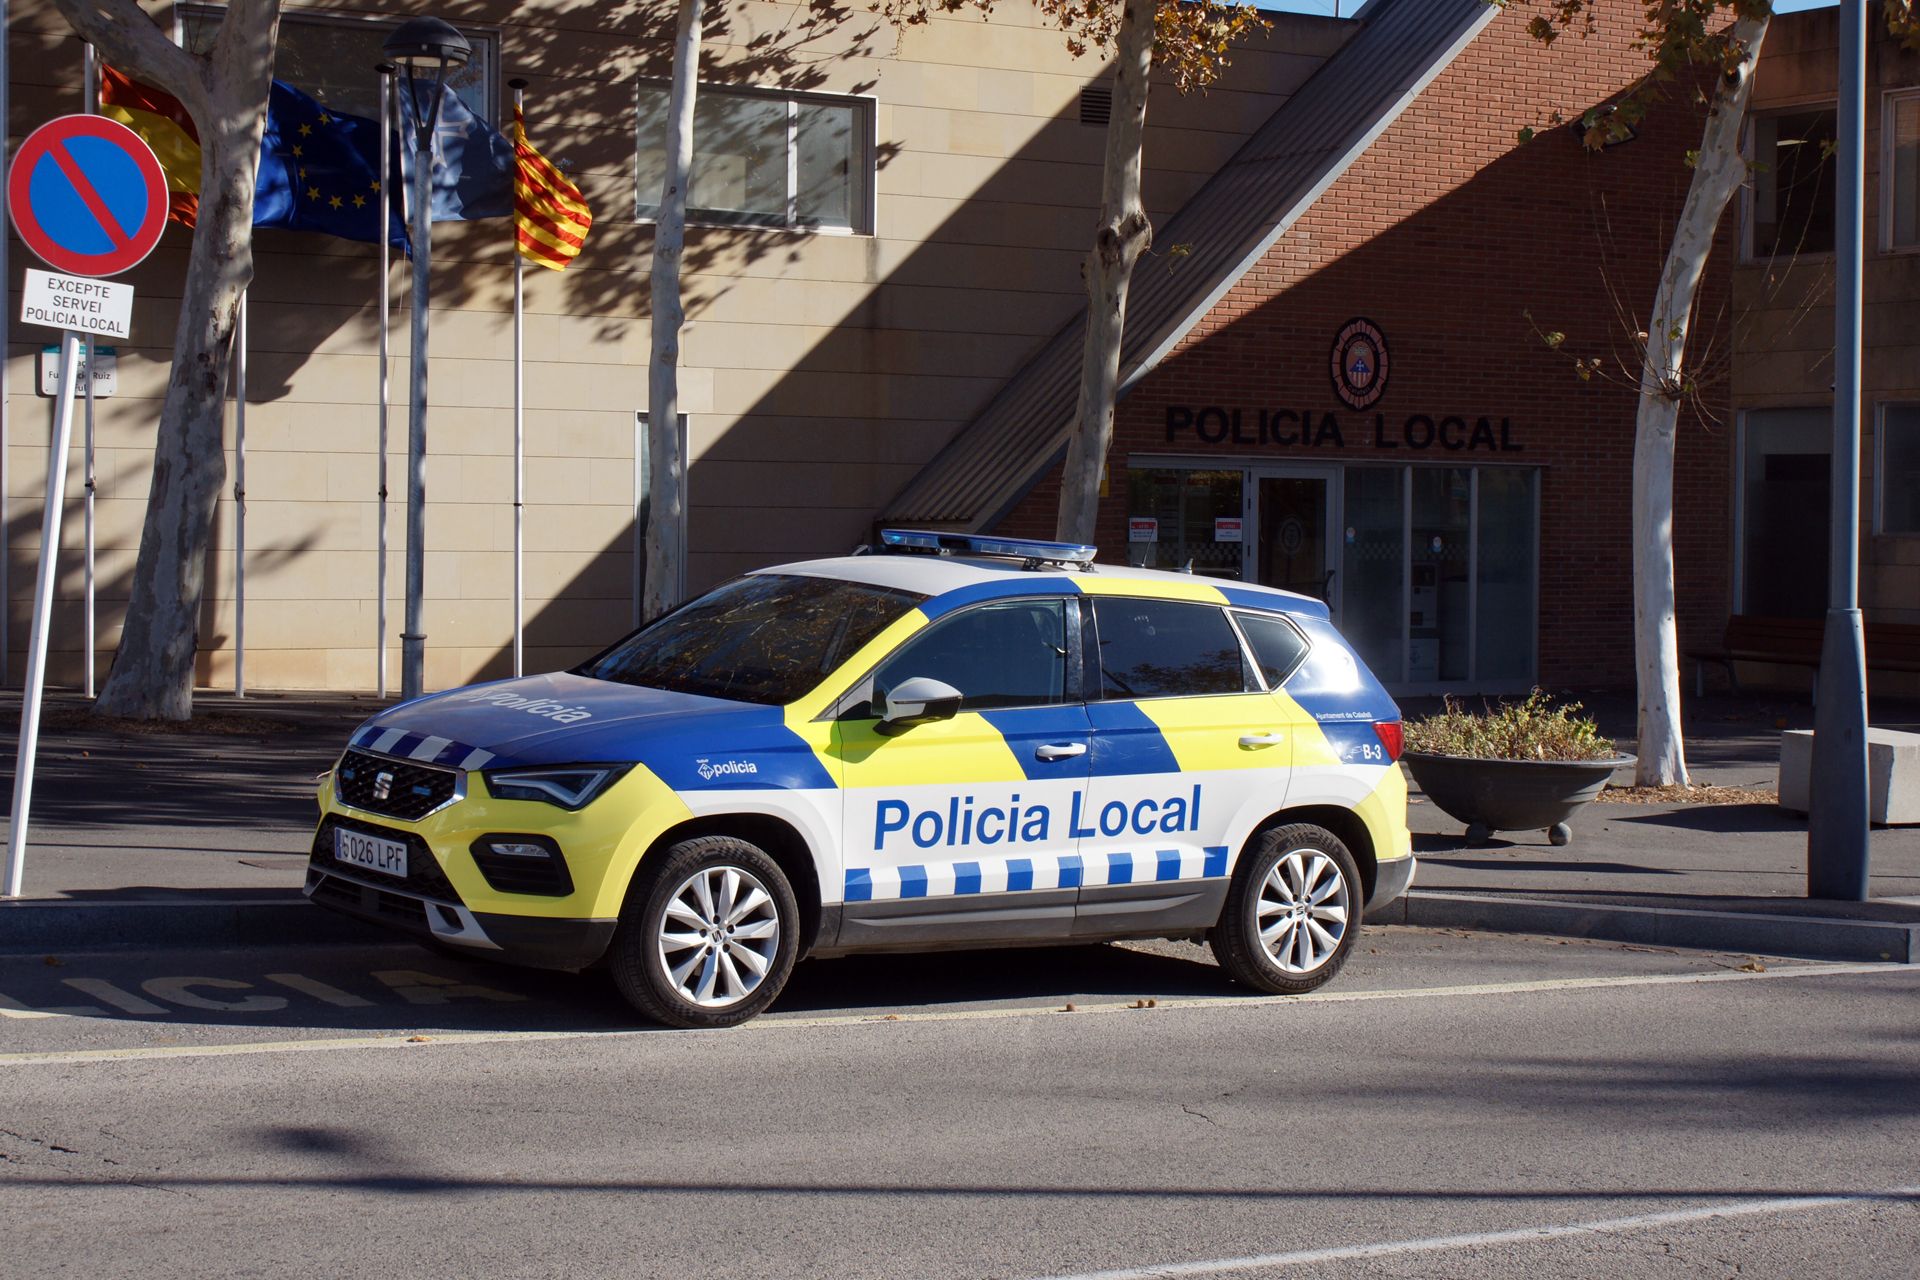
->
[1879,405,1920,534]
[635,82,874,233]
[1738,408,1831,617]
[1888,90,1920,251]
[1747,108,1837,260]
[179,7,500,120]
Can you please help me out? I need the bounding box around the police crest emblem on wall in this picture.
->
[1329,318,1389,411]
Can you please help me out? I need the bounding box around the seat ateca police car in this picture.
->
[308,531,1413,1027]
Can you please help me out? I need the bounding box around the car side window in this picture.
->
[867,599,1069,713]
[1091,597,1253,699]
[1235,612,1312,688]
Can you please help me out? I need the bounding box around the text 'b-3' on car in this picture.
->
[308,530,1413,1028]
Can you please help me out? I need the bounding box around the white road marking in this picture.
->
[264,973,374,1008]
[1035,1185,1920,1279]
[0,959,1905,1065]
[142,977,288,1013]
[59,978,165,1015]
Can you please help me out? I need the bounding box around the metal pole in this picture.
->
[82,43,96,698]
[1,0,11,689]
[4,329,81,898]
[377,65,392,699]
[1808,0,1871,901]
[401,67,445,702]
[234,290,247,697]
[512,80,526,679]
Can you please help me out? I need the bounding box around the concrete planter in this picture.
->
[1401,751,1635,846]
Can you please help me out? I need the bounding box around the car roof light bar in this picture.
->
[878,528,1098,571]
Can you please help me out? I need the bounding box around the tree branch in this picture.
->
[49,0,205,116]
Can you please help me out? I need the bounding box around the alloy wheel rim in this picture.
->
[1256,849,1350,974]
[657,865,781,1008]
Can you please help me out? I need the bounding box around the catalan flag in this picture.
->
[512,103,592,270]
[98,65,201,226]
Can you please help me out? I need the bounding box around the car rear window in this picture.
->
[1235,611,1312,687]
[1092,597,1252,699]
[579,574,924,705]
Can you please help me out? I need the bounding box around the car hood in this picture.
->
[342,672,834,792]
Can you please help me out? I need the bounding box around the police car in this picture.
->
[308,530,1413,1027]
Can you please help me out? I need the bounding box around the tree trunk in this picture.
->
[1055,0,1155,545]
[644,0,704,623]
[53,0,280,719]
[1631,12,1768,787]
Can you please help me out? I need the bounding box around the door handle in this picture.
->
[1239,732,1286,747]
[1035,742,1087,760]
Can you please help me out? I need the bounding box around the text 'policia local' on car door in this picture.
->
[307,530,1413,1027]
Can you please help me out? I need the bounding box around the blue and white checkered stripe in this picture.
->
[845,846,1229,903]
[350,724,495,772]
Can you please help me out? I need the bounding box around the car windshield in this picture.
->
[577,574,924,706]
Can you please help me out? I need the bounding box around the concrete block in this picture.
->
[1778,727,1920,824]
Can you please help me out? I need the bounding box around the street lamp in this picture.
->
[382,16,471,701]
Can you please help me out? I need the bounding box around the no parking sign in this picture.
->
[8,113,168,278]
[3,113,169,898]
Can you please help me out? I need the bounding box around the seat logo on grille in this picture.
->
[373,771,394,801]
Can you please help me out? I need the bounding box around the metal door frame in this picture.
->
[1244,463,1343,622]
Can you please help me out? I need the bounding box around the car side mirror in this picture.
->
[879,676,963,729]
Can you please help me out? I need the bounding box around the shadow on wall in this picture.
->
[478,20,1351,678]
[4,0,889,687]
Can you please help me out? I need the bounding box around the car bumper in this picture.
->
[1364,853,1416,918]
[305,859,618,971]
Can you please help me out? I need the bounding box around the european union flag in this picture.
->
[397,82,514,222]
[255,80,403,244]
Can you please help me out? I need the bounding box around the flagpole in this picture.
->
[82,43,97,698]
[511,78,527,679]
[233,290,247,698]
[377,64,393,699]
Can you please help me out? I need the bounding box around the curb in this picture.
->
[8,889,1917,966]
[1388,890,1920,964]
[0,896,383,955]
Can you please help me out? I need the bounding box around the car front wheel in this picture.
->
[609,835,799,1028]
[1211,823,1360,995]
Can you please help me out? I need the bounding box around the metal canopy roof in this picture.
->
[881,0,1499,531]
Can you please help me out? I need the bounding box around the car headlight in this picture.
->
[483,764,633,810]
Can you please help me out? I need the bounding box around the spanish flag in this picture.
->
[98,65,202,227]
[512,103,591,270]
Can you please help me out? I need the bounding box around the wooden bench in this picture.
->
[1689,614,1920,696]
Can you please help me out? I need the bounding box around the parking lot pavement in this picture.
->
[0,924,1844,1059]
[3,930,1915,1280]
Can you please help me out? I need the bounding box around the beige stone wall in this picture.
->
[2,0,1348,691]
[1736,7,1920,631]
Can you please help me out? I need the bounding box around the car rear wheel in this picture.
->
[609,835,799,1028]
[1211,823,1360,995]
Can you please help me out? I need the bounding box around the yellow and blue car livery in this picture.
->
[306,532,1413,978]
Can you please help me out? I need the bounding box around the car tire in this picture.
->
[1211,823,1361,996]
[608,835,800,1029]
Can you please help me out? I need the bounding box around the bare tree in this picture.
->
[1513,0,1920,787]
[643,0,704,624]
[50,0,282,719]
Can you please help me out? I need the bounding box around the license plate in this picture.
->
[334,828,408,879]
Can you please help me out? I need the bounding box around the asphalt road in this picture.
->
[3,927,1917,1279]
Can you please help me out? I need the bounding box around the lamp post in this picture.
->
[382,16,471,701]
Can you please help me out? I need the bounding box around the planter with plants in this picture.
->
[1401,691,1635,847]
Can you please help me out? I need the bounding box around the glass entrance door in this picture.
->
[1255,473,1336,605]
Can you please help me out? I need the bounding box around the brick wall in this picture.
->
[998,4,1737,689]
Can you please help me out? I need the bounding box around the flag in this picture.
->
[397,82,514,222]
[255,80,404,244]
[512,103,592,270]
[98,65,201,226]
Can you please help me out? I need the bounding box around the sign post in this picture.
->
[3,114,167,899]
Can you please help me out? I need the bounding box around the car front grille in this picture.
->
[334,749,459,820]
[311,815,462,903]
